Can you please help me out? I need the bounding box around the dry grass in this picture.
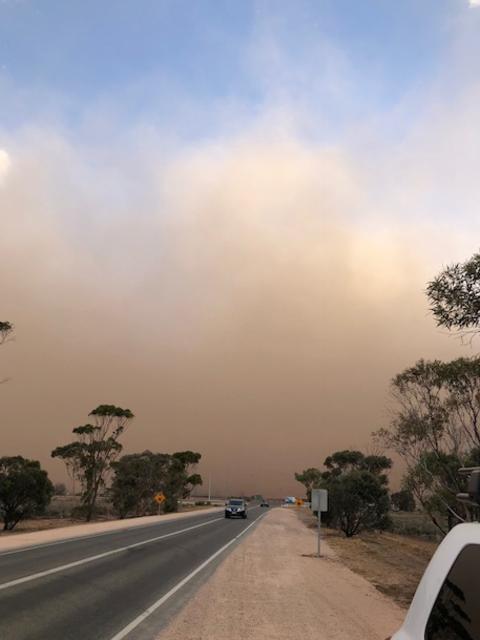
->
[297,509,438,608]
[0,496,102,535]
[390,511,445,540]
[0,517,81,535]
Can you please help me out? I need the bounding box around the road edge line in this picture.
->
[108,512,267,640]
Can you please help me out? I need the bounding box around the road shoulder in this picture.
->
[0,508,223,554]
[157,507,405,640]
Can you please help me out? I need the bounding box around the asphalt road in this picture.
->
[0,506,267,640]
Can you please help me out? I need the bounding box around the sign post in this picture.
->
[317,507,321,557]
[311,489,328,557]
[154,492,166,514]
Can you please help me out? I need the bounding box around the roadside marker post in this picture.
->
[311,489,328,557]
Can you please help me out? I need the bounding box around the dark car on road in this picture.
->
[260,501,270,507]
[225,498,247,519]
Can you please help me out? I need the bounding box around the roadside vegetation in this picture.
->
[375,358,480,534]
[1,436,204,531]
[297,249,480,542]
[0,456,53,531]
[389,511,443,540]
[110,450,202,517]
[375,251,480,535]
[297,450,392,537]
[52,405,135,521]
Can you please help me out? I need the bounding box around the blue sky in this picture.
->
[0,0,476,138]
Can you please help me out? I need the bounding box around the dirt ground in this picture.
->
[298,510,438,608]
[0,517,81,536]
[157,508,405,640]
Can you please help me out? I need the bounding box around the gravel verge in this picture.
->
[157,507,406,640]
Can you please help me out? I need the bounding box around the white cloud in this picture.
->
[469,0,480,7]
[0,148,10,185]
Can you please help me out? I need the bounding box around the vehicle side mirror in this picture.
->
[457,469,480,506]
[468,470,480,504]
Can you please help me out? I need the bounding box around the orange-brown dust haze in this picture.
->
[0,128,476,496]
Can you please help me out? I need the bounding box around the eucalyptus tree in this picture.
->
[0,320,13,384]
[294,467,323,501]
[0,321,13,345]
[427,252,480,339]
[376,358,480,533]
[52,405,134,521]
[110,450,202,517]
[110,451,171,518]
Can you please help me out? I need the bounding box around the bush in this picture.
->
[53,482,67,496]
[328,470,391,537]
[0,456,54,530]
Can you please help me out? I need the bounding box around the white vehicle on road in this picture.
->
[392,469,480,640]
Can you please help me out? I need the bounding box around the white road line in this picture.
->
[108,513,266,640]
[0,513,223,558]
[0,517,223,592]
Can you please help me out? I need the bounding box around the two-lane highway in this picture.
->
[0,506,267,640]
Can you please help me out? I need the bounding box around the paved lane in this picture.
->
[0,507,266,640]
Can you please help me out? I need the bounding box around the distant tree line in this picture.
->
[0,320,13,384]
[0,321,13,346]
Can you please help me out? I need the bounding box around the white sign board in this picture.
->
[311,489,328,512]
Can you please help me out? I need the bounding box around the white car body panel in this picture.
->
[392,522,480,639]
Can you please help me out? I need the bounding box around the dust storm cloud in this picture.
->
[0,128,475,496]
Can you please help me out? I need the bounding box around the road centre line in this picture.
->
[0,505,261,559]
[0,517,224,591]
[108,512,266,640]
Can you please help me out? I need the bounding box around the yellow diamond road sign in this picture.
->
[154,492,166,504]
